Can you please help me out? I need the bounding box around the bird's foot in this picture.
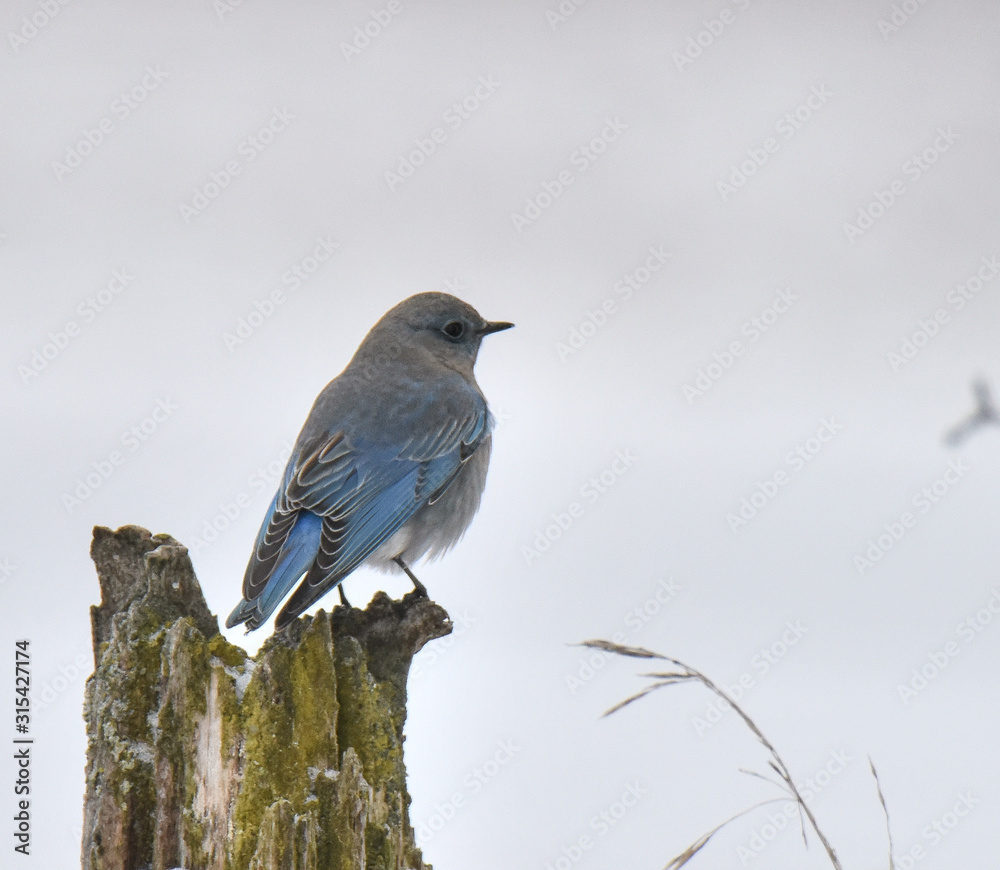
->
[393,556,428,597]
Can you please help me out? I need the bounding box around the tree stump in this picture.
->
[81,525,451,870]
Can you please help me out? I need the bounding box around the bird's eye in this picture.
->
[442,320,465,339]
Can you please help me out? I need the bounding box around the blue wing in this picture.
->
[226,389,491,631]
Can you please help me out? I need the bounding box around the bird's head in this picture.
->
[357,292,513,377]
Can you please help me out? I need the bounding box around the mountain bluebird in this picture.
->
[226,292,513,632]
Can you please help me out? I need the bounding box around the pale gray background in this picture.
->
[2,1,999,867]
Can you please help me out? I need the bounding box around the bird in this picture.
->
[226,292,513,633]
[944,377,999,446]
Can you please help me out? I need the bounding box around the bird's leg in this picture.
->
[337,584,352,608]
[393,556,428,597]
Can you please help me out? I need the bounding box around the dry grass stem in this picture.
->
[869,757,896,870]
[580,639,844,870]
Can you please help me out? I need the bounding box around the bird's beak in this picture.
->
[479,320,514,336]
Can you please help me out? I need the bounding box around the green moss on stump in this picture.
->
[232,614,341,869]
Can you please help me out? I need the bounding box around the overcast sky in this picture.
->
[3,1,1000,867]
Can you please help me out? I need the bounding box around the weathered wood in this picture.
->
[81,525,450,870]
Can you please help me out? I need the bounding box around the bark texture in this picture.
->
[81,525,451,870]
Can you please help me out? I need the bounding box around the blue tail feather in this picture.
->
[225,510,323,629]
